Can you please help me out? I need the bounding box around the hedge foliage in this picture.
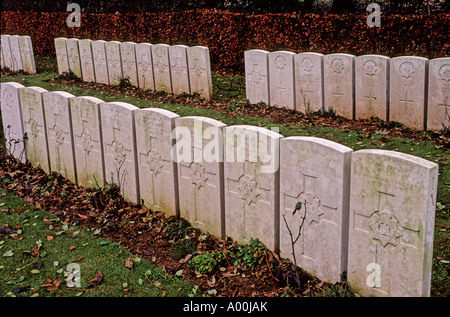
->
[1,10,449,74]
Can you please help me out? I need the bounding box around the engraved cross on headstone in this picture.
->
[180,160,217,228]
[283,173,338,260]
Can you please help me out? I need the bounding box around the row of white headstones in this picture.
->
[0,34,36,74]
[245,50,450,131]
[54,37,213,100]
[1,81,439,297]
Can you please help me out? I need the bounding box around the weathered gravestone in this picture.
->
[19,86,50,173]
[66,38,83,78]
[9,35,23,73]
[43,91,77,184]
[0,40,4,69]
[120,42,139,87]
[355,55,389,121]
[224,125,283,251]
[18,36,36,74]
[92,40,109,85]
[295,52,324,113]
[70,96,105,189]
[0,82,26,162]
[169,45,190,95]
[427,58,450,131]
[54,37,69,75]
[101,102,140,204]
[244,49,270,105]
[78,39,96,82]
[174,116,226,238]
[279,136,352,283]
[324,53,355,119]
[348,149,438,297]
[135,43,155,91]
[269,51,295,110]
[135,108,180,216]
[187,46,213,100]
[105,41,123,85]
[1,35,13,70]
[389,56,428,130]
[152,44,172,94]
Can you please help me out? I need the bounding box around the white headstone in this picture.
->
[269,51,295,109]
[152,44,172,93]
[66,38,83,78]
[70,96,105,188]
[348,149,438,297]
[224,125,283,251]
[1,35,13,70]
[105,41,123,85]
[279,136,352,283]
[324,53,355,119]
[9,35,23,72]
[135,43,155,91]
[92,40,109,85]
[18,36,36,74]
[135,108,180,216]
[355,55,389,121]
[120,42,139,87]
[187,46,213,100]
[78,39,96,82]
[295,52,324,113]
[245,49,270,105]
[101,102,140,204]
[19,86,50,173]
[389,56,428,130]
[0,40,4,69]
[174,116,226,238]
[43,91,77,183]
[169,45,190,95]
[54,37,69,75]
[0,82,26,162]
[427,58,450,130]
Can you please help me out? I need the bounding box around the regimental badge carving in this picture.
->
[146,150,164,175]
[238,174,259,206]
[112,140,126,167]
[368,210,403,248]
[81,131,93,155]
[54,125,65,146]
[275,55,287,71]
[363,60,379,77]
[249,71,263,86]
[155,58,166,74]
[299,191,323,225]
[190,162,207,189]
[301,57,313,73]
[191,59,203,78]
[331,58,345,74]
[30,119,39,139]
[438,64,450,82]
[399,62,415,79]
[4,88,13,109]
[172,61,184,76]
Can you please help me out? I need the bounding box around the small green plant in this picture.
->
[232,238,266,268]
[320,283,356,297]
[188,251,225,274]
[163,218,193,241]
[171,240,197,261]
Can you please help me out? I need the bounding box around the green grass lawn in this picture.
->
[0,56,449,297]
[0,188,196,297]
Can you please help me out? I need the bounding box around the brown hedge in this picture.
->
[1,10,449,74]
